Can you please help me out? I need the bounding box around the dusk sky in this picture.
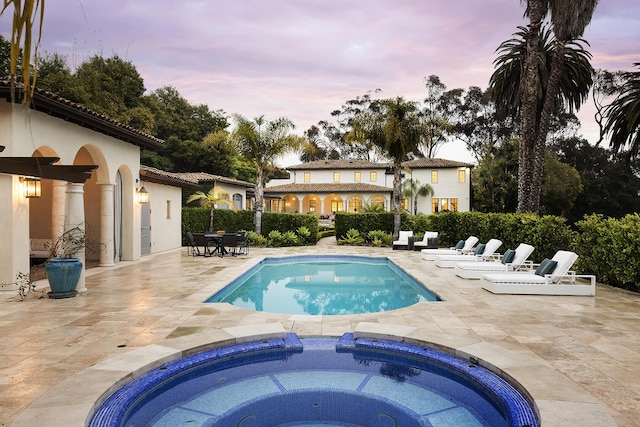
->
[2,0,639,164]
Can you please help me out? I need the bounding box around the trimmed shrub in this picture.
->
[574,214,640,291]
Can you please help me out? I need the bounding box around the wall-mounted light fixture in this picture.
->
[137,184,149,204]
[20,176,42,198]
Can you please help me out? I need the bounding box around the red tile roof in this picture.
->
[0,78,164,150]
[174,172,254,188]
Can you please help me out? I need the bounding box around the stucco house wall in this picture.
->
[0,81,176,287]
[145,181,184,253]
[266,159,473,215]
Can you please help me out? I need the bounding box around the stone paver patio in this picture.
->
[1,239,638,426]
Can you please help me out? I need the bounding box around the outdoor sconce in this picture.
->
[20,176,42,198]
[137,185,149,204]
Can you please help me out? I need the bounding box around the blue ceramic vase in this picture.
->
[45,257,82,298]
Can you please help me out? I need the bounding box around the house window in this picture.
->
[349,196,362,213]
[371,196,385,209]
[166,200,171,219]
[333,172,340,182]
[370,172,377,182]
[233,193,243,209]
[304,172,310,183]
[431,170,438,183]
[402,198,409,210]
[309,198,316,213]
[273,200,280,212]
[458,169,466,183]
[331,199,343,212]
[432,198,458,213]
[354,172,361,182]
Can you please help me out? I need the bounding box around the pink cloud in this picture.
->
[3,0,637,163]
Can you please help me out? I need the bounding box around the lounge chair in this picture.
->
[481,250,595,296]
[413,232,438,250]
[433,239,502,268]
[454,243,534,279]
[392,230,414,250]
[421,236,479,261]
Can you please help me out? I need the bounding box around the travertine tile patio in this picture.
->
[1,239,638,426]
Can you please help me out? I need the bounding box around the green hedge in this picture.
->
[262,212,319,243]
[336,211,575,262]
[182,208,319,244]
[574,214,640,291]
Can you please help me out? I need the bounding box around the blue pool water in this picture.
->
[89,333,539,427]
[205,256,440,315]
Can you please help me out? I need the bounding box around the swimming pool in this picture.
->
[206,255,440,315]
[89,333,539,427]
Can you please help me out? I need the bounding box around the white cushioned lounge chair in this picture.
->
[454,243,534,279]
[433,239,503,268]
[421,236,478,261]
[413,231,439,250]
[481,250,595,296]
[392,230,413,250]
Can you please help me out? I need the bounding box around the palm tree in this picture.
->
[354,97,423,238]
[231,115,303,234]
[1,0,44,104]
[604,63,640,159]
[186,189,236,232]
[402,178,434,215]
[528,0,599,212]
[490,23,594,213]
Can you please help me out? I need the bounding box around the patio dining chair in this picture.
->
[187,232,206,257]
[221,233,240,257]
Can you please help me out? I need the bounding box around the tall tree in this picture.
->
[528,0,599,212]
[353,97,423,238]
[231,115,302,234]
[604,63,640,158]
[420,75,453,158]
[491,23,594,212]
[591,68,626,147]
[556,137,640,222]
[71,54,146,121]
[35,51,74,98]
[517,0,548,214]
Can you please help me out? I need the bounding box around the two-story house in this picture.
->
[265,158,473,216]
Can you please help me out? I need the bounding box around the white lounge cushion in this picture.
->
[413,231,438,248]
[421,236,478,260]
[454,243,534,279]
[392,230,413,245]
[434,239,503,268]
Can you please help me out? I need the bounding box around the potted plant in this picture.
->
[45,225,87,299]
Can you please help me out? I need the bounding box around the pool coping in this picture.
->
[9,322,617,427]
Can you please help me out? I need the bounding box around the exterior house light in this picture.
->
[20,176,41,198]
[137,185,149,204]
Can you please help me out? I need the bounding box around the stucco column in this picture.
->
[64,182,87,293]
[318,196,325,216]
[51,180,67,243]
[99,183,115,267]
